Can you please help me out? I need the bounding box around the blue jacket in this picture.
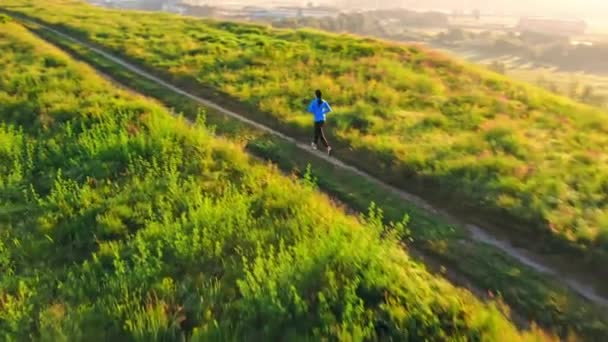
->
[308,99,332,122]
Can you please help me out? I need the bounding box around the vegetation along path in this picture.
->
[10,11,608,338]
[5,18,545,340]
[20,17,608,309]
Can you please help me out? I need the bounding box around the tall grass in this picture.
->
[0,20,552,341]
[3,0,607,263]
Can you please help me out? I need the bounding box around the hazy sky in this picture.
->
[329,0,608,17]
[187,0,608,18]
[355,0,606,10]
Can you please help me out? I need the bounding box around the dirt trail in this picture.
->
[27,20,608,308]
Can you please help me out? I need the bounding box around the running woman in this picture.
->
[307,89,332,155]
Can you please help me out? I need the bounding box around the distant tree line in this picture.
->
[273,9,448,37]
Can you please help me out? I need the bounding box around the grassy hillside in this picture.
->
[22,15,608,340]
[0,18,551,341]
[3,1,607,266]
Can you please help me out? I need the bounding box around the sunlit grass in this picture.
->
[0,19,557,341]
[3,1,607,260]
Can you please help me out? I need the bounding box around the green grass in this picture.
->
[3,0,608,270]
[0,18,554,341]
[18,13,608,341]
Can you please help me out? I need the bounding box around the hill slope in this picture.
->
[3,0,607,266]
[0,18,550,341]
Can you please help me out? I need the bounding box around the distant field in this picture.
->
[479,55,608,108]
[508,68,608,108]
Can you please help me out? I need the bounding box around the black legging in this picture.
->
[314,121,329,147]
